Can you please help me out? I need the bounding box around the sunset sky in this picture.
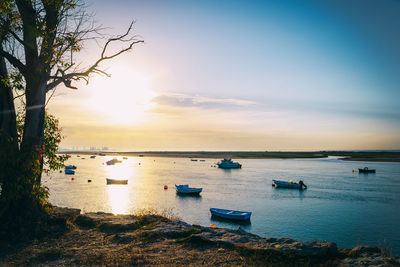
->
[48,0,400,151]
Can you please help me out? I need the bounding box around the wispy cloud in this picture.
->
[152,93,258,110]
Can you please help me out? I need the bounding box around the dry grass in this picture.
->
[0,212,343,267]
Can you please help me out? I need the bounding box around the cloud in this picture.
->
[151,93,258,110]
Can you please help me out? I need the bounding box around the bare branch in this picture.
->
[0,49,27,76]
[46,21,143,92]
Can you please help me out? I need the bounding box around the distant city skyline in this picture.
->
[48,0,400,151]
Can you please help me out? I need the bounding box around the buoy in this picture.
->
[352,170,355,172]
[88,179,92,182]
[164,185,168,189]
[210,224,216,228]
[139,163,141,165]
[59,170,62,173]
[71,177,74,180]
[289,179,293,183]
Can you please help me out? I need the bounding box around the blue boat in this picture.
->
[65,165,77,169]
[175,184,202,195]
[210,208,251,221]
[65,169,75,175]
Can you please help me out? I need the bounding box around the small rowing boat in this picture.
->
[272,179,307,189]
[175,184,202,195]
[65,169,75,174]
[210,208,251,221]
[106,178,128,185]
[358,167,376,173]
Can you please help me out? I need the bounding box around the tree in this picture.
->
[0,0,143,233]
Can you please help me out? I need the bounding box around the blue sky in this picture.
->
[50,0,400,150]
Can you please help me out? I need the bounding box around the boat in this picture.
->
[65,165,77,169]
[358,167,376,173]
[200,159,205,162]
[217,158,242,169]
[123,157,128,159]
[272,179,307,189]
[90,155,96,158]
[210,208,251,221]
[106,178,128,185]
[99,153,106,156]
[175,184,202,195]
[106,158,122,165]
[190,159,198,161]
[65,169,75,175]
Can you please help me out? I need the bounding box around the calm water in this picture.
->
[44,156,400,255]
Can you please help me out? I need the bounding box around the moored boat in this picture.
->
[175,184,202,195]
[210,208,251,221]
[65,169,75,175]
[217,158,242,169]
[358,167,376,173]
[65,165,77,169]
[106,178,128,185]
[106,158,122,165]
[272,179,307,189]
[90,155,96,158]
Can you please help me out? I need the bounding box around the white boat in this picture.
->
[217,158,242,169]
[106,178,128,185]
[175,184,202,195]
[272,179,307,189]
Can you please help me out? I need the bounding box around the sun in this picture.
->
[85,66,156,125]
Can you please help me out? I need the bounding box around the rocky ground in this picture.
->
[0,207,399,266]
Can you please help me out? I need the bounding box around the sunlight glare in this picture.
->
[86,66,156,125]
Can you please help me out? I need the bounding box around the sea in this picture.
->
[44,155,400,255]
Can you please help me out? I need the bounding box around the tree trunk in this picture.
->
[20,79,47,184]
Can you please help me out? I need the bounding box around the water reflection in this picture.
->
[105,158,136,214]
[107,185,130,214]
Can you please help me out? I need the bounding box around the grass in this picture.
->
[378,238,393,257]
[31,248,64,262]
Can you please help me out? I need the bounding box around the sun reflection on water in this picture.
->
[104,158,137,214]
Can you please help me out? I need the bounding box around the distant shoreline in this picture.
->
[58,151,400,163]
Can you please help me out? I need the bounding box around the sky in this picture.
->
[47,0,400,151]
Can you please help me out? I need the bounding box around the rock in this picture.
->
[74,215,100,229]
[112,233,136,244]
[348,245,381,257]
[151,221,196,237]
[52,207,81,220]
[98,222,137,233]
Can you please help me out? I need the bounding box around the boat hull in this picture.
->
[106,178,128,185]
[210,208,251,221]
[217,164,242,169]
[358,168,376,173]
[273,180,304,189]
[175,185,202,195]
